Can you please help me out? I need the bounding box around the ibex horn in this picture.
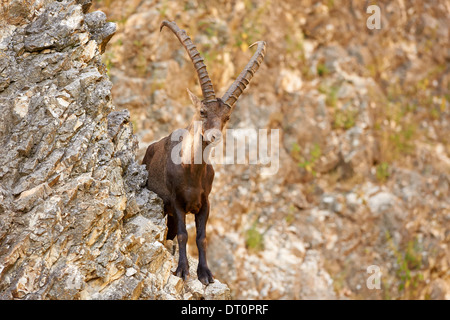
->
[222,41,266,109]
[160,20,216,103]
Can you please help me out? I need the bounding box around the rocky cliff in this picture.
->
[0,0,229,300]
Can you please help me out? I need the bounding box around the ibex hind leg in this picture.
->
[166,214,177,240]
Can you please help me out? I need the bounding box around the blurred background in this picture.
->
[92,0,449,299]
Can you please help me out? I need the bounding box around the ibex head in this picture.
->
[160,20,266,144]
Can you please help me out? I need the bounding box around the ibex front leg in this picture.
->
[173,202,189,280]
[195,200,214,285]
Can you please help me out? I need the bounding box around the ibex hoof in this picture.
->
[197,266,214,285]
[175,263,190,280]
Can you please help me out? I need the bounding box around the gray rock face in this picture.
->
[0,0,229,300]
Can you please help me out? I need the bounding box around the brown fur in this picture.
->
[143,96,230,284]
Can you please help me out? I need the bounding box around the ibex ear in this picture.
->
[187,88,202,109]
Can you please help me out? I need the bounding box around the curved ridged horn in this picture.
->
[222,41,266,108]
[160,20,216,103]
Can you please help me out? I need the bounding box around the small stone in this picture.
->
[126,268,137,277]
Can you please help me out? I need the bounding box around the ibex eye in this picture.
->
[200,110,207,117]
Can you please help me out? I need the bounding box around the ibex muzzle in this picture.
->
[143,20,266,285]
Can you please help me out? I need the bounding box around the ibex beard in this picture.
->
[143,20,266,285]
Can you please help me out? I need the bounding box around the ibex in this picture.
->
[143,20,266,285]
